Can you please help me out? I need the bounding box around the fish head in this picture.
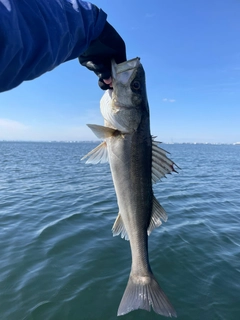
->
[100,58,149,133]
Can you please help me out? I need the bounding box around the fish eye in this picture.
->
[132,81,141,90]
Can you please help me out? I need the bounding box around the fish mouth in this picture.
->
[111,58,141,85]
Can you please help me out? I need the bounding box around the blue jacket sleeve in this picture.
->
[0,0,107,92]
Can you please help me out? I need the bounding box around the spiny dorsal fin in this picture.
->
[81,141,108,164]
[152,137,178,184]
[147,196,168,236]
[87,124,116,139]
[112,213,129,241]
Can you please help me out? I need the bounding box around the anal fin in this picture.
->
[112,213,129,241]
[112,197,167,239]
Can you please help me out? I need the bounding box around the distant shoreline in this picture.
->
[0,140,239,145]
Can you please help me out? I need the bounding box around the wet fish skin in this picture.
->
[82,58,177,317]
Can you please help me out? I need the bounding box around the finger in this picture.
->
[80,61,111,80]
[98,78,112,90]
[103,77,112,85]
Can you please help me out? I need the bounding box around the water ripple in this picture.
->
[0,142,240,319]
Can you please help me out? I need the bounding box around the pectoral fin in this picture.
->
[81,141,108,164]
[82,124,117,164]
[112,213,129,241]
[147,196,168,236]
[87,124,116,139]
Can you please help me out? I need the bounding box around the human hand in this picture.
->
[79,21,126,90]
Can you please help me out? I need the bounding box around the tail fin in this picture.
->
[117,274,177,317]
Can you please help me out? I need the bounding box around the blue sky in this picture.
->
[1,0,240,143]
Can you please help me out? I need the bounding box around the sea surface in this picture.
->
[0,141,240,320]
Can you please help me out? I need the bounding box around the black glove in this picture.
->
[79,21,126,90]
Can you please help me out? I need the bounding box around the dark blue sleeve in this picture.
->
[0,0,107,92]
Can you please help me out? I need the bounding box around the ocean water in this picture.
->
[0,141,240,320]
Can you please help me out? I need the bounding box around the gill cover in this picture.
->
[100,58,143,133]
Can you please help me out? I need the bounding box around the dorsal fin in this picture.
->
[152,137,178,184]
[147,196,168,235]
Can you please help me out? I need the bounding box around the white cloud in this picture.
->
[162,98,176,103]
[0,118,30,140]
[0,118,28,130]
[0,118,99,141]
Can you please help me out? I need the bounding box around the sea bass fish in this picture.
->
[82,58,177,317]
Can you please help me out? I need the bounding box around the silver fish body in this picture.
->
[82,58,177,317]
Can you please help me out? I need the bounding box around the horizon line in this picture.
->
[1,140,239,145]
